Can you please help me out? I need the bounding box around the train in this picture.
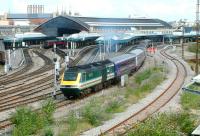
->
[43,40,66,49]
[60,48,146,98]
[0,51,5,65]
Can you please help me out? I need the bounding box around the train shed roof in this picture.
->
[3,32,53,43]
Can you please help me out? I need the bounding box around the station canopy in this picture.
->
[65,32,100,42]
[95,33,137,44]
[3,32,53,43]
[35,16,90,37]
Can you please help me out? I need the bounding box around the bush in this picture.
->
[105,96,124,113]
[128,112,195,136]
[81,99,109,126]
[11,107,41,136]
[67,111,79,132]
[41,98,56,124]
[81,104,103,126]
[43,127,54,136]
[11,99,56,136]
[175,112,195,135]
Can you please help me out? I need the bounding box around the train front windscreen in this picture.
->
[64,72,78,81]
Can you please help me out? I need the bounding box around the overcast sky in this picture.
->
[0,0,196,22]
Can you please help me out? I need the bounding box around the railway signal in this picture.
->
[65,54,69,68]
[52,43,60,99]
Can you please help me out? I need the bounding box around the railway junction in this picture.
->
[0,13,199,136]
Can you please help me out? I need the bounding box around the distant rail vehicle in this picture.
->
[43,40,65,49]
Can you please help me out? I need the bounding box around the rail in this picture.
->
[100,46,187,135]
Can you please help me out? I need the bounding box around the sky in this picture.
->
[0,0,195,22]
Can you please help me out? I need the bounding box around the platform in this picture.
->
[192,125,200,136]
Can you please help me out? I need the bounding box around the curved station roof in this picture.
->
[35,15,171,37]
[35,16,90,37]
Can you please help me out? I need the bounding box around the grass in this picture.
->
[127,67,200,136]
[57,66,167,135]
[125,67,165,102]
[126,65,200,136]
[181,91,200,110]
[188,83,200,92]
[127,112,196,136]
[187,43,200,53]
[58,95,125,135]
[10,99,55,136]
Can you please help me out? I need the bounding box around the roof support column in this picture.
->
[115,44,118,53]
[66,41,68,49]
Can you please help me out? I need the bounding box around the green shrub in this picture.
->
[11,107,41,136]
[135,67,164,85]
[105,96,124,113]
[135,69,152,84]
[43,127,54,136]
[125,87,135,98]
[175,112,195,135]
[81,104,102,126]
[80,99,109,126]
[128,112,195,136]
[11,99,56,136]
[126,71,164,99]
[67,111,79,132]
[41,98,56,125]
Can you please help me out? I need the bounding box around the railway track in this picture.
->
[85,48,99,64]
[0,50,53,85]
[0,47,89,112]
[0,47,92,131]
[0,96,70,131]
[100,46,187,135]
[0,45,137,132]
[0,49,33,80]
[0,50,55,116]
[71,45,97,66]
[0,86,109,131]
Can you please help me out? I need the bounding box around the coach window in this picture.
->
[81,73,86,82]
[107,67,110,73]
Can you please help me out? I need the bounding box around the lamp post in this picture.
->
[103,39,106,60]
[178,20,186,59]
[99,43,102,60]
[181,24,185,59]
[196,0,200,75]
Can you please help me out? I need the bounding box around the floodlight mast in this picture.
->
[196,0,200,75]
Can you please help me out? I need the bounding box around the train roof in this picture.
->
[66,60,112,72]
[109,54,136,64]
[129,49,144,55]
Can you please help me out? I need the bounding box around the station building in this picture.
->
[1,12,174,49]
[0,13,53,37]
[35,15,172,37]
